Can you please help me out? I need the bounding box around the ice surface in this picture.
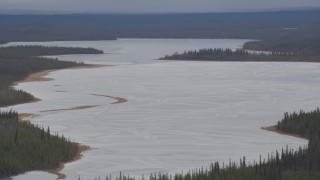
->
[12,171,57,180]
[6,39,312,180]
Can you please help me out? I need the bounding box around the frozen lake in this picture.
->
[5,39,314,179]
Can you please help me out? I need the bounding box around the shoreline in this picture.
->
[48,144,91,180]
[8,64,109,107]
[261,125,308,140]
[18,113,90,179]
[13,63,108,179]
[12,64,109,87]
[18,113,91,180]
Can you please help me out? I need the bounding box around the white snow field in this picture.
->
[5,39,314,179]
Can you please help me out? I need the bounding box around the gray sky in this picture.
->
[1,0,320,13]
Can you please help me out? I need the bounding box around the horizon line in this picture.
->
[0,6,319,15]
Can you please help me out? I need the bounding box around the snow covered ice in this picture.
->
[6,39,312,179]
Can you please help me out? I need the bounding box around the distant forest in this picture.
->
[0,45,103,57]
[0,46,103,107]
[159,48,320,62]
[1,10,320,43]
[160,36,320,62]
[243,38,320,56]
[160,48,251,61]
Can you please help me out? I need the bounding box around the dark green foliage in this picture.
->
[0,45,103,107]
[0,88,35,107]
[160,48,320,62]
[0,56,81,79]
[277,108,320,139]
[243,38,320,56]
[0,110,78,178]
[160,48,250,61]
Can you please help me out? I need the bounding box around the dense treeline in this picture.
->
[1,10,320,43]
[0,89,35,107]
[0,45,103,57]
[243,38,320,56]
[93,108,320,180]
[0,56,82,82]
[0,110,78,178]
[0,46,103,107]
[277,108,320,138]
[160,48,250,61]
[159,48,320,62]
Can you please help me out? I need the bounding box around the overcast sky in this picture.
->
[1,0,320,13]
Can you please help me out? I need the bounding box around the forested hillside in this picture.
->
[0,46,103,107]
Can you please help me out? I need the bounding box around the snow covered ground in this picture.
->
[6,39,313,179]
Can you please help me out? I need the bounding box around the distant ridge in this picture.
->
[0,7,320,15]
[0,9,71,15]
[0,9,319,43]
